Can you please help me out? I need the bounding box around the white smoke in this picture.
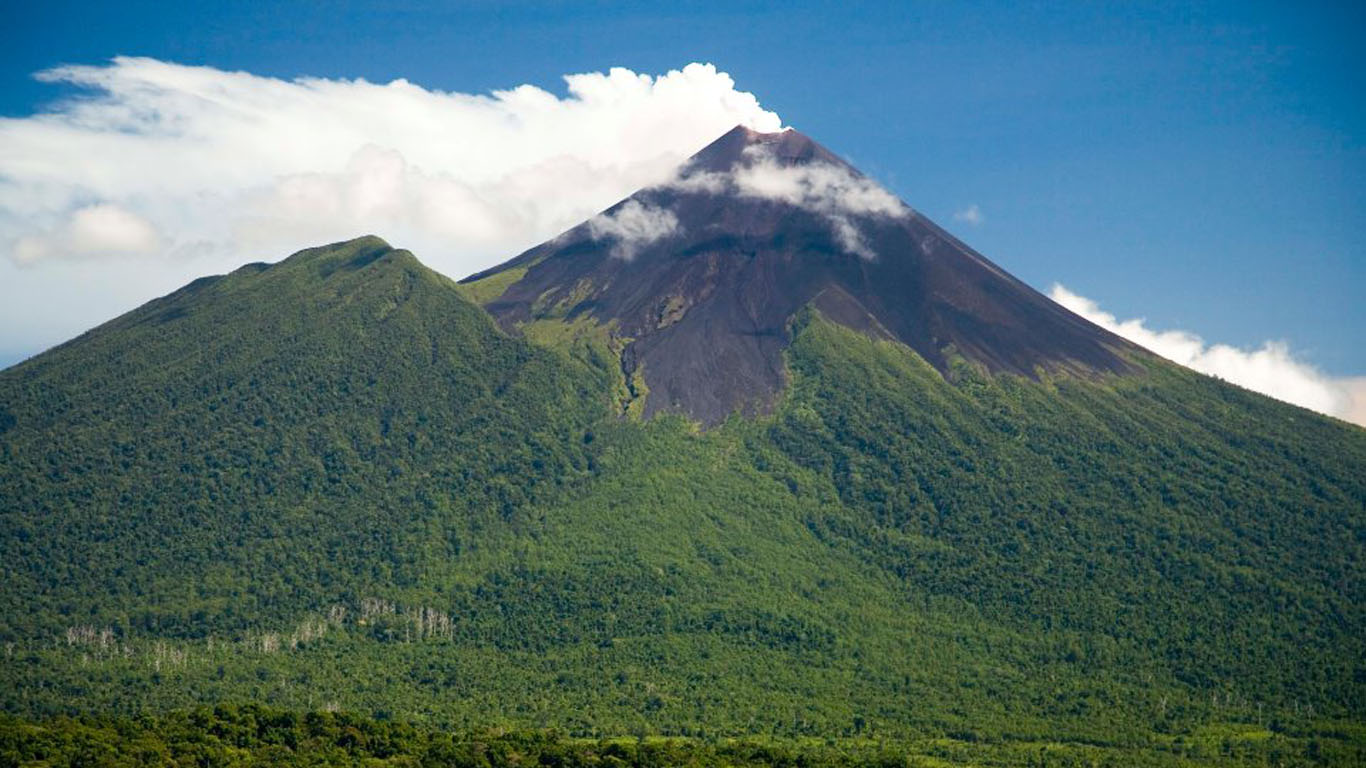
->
[0,57,782,361]
[1051,284,1366,426]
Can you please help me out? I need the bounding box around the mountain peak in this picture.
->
[282,234,392,265]
[687,123,849,173]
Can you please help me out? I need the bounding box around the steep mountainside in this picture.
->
[0,237,606,635]
[1,128,1364,760]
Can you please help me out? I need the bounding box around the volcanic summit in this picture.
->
[464,125,1141,424]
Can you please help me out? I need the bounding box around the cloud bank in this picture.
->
[1051,284,1366,426]
[0,57,781,360]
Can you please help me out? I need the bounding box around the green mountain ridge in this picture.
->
[1,235,1364,763]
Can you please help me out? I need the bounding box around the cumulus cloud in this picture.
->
[0,57,781,359]
[588,200,680,260]
[1050,284,1366,426]
[953,204,984,226]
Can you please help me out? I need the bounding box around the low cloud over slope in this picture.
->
[1052,284,1366,426]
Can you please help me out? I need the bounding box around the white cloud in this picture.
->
[13,203,163,266]
[657,148,907,259]
[1345,379,1366,427]
[828,217,875,260]
[731,149,905,218]
[1050,284,1366,426]
[588,200,680,260]
[732,154,905,259]
[953,204,984,226]
[660,169,730,196]
[0,57,781,358]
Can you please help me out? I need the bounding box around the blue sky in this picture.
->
[3,1,1362,392]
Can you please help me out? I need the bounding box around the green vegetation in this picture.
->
[454,266,527,305]
[0,236,606,639]
[2,706,1362,767]
[1,237,1363,764]
[520,315,647,419]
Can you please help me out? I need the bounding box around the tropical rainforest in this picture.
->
[1,237,1363,766]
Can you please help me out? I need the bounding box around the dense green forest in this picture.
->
[1,237,1363,764]
[3,705,1363,767]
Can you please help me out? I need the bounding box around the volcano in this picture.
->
[2,124,1363,751]
[464,125,1143,424]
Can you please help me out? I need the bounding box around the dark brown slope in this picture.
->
[465,125,1144,425]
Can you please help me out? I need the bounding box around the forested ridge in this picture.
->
[1,237,1362,765]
